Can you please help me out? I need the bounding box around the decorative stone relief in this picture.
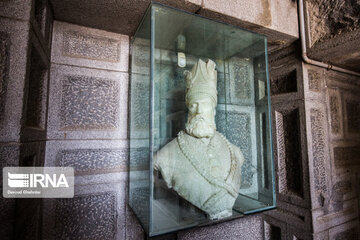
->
[328,89,342,135]
[55,192,117,240]
[308,69,321,92]
[63,31,120,62]
[270,69,297,96]
[57,149,128,173]
[228,57,254,104]
[130,74,149,137]
[310,108,328,202]
[60,75,120,131]
[0,32,9,123]
[132,43,150,73]
[216,110,253,187]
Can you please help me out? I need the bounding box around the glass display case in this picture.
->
[129,2,275,236]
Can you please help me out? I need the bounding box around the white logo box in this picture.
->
[3,167,74,198]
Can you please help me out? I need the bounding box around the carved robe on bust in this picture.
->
[154,59,244,220]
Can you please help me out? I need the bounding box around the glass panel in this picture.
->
[130,3,275,237]
[129,7,152,234]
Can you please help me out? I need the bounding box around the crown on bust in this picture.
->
[185,59,218,106]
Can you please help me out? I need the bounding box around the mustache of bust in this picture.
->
[185,115,216,138]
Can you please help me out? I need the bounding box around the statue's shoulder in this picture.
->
[156,138,179,155]
[153,137,180,169]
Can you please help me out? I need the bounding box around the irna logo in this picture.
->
[8,172,69,188]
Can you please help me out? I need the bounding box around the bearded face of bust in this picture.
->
[185,97,216,138]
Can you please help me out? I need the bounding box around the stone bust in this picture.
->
[154,59,244,220]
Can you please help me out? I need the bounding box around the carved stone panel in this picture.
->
[45,140,128,175]
[216,107,256,190]
[57,149,128,174]
[52,21,129,72]
[60,75,120,131]
[48,64,128,140]
[308,69,322,92]
[227,57,254,105]
[327,88,343,138]
[130,73,150,139]
[305,101,331,210]
[310,108,329,207]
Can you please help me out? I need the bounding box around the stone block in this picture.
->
[51,21,129,72]
[265,200,312,232]
[47,64,128,140]
[0,18,30,142]
[304,100,331,210]
[199,0,298,40]
[330,141,360,175]
[343,93,360,140]
[263,215,287,240]
[328,219,360,240]
[271,101,311,208]
[31,0,53,53]
[21,29,50,142]
[312,198,359,233]
[42,172,127,240]
[303,64,326,102]
[325,88,344,140]
[0,0,32,21]
[45,139,129,174]
[177,214,264,240]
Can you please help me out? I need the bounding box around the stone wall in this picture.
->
[43,21,130,240]
[0,1,359,240]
